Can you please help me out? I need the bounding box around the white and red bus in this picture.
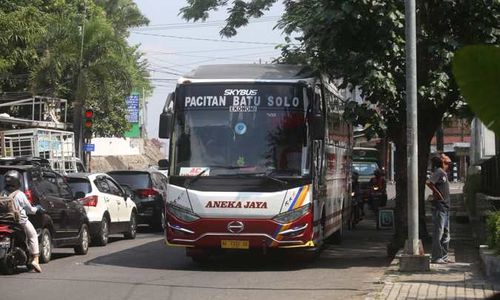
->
[159,64,352,260]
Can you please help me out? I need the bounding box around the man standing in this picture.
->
[426,154,452,264]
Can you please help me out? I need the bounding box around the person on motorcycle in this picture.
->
[369,168,386,228]
[1,170,44,273]
[352,172,364,221]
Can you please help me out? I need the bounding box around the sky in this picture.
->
[128,0,287,139]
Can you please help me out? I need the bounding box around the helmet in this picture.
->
[4,170,22,191]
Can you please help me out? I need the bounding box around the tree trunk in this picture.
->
[388,107,444,256]
[436,125,444,152]
[389,126,408,255]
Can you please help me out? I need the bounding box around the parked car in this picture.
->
[107,170,167,230]
[0,165,90,263]
[66,173,138,246]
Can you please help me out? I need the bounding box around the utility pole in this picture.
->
[399,0,430,271]
[76,1,86,162]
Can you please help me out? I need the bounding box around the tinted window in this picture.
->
[56,175,73,199]
[36,172,60,197]
[107,172,151,190]
[67,178,92,195]
[94,179,111,194]
[105,178,122,196]
[171,84,310,177]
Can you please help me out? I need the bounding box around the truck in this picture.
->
[0,128,85,174]
[158,64,353,261]
[351,147,387,209]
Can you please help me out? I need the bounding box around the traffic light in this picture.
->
[83,109,93,139]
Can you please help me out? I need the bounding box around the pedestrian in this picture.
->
[426,154,452,264]
[1,170,45,272]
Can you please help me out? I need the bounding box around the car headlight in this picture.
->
[351,191,355,197]
[0,237,10,248]
[273,203,311,224]
[166,203,200,222]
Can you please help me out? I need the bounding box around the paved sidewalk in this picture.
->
[367,195,499,300]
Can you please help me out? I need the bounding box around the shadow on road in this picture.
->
[85,213,393,272]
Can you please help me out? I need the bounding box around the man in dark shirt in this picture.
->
[426,154,452,264]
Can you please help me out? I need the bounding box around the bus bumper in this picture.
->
[164,212,314,249]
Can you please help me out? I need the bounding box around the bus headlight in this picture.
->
[273,203,311,224]
[166,203,200,222]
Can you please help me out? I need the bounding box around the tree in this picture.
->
[181,0,499,250]
[0,1,152,143]
[94,0,149,37]
[0,2,48,97]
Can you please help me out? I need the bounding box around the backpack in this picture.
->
[0,191,20,223]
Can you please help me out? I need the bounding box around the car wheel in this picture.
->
[94,216,109,246]
[74,224,89,255]
[39,228,52,263]
[124,212,137,239]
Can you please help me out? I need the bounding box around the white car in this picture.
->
[66,173,138,246]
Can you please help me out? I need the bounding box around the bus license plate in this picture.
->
[221,240,249,249]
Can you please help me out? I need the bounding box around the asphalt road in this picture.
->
[1,182,463,300]
[0,215,392,300]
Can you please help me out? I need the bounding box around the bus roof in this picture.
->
[179,64,315,83]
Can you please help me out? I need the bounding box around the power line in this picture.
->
[134,16,281,31]
[130,31,281,45]
[177,50,276,59]
[145,45,276,55]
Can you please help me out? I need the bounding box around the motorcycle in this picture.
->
[0,221,32,275]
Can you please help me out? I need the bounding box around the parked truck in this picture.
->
[0,128,85,174]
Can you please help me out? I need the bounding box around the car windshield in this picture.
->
[66,178,92,195]
[170,83,311,177]
[107,172,151,190]
[352,162,379,176]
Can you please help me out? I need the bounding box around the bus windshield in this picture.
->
[170,83,311,177]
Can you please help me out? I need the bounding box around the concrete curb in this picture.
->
[479,245,500,281]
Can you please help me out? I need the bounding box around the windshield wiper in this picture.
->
[183,165,244,189]
[242,171,288,186]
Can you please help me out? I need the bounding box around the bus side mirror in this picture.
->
[158,112,173,139]
[159,92,174,139]
[311,113,325,140]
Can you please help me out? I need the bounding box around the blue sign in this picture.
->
[83,143,95,152]
[126,94,140,123]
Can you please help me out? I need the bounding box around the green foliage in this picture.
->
[180,0,499,241]
[453,45,500,135]
[94,0,149,37]
[486,212,500,253]
[0,0,152,137]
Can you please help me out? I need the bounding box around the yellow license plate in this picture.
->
[221,240,249,249]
